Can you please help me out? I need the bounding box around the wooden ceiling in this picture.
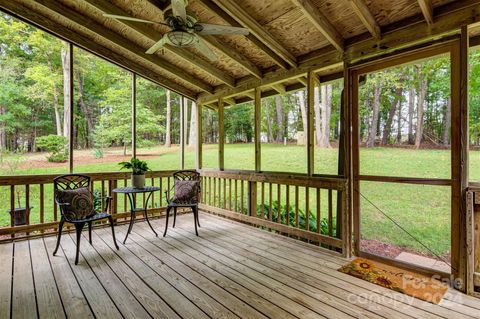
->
[0,0,479,107]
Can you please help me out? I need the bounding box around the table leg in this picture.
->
[123,193,136,244]
[144,191,158,237]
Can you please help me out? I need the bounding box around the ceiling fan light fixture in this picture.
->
[167,31,196,47]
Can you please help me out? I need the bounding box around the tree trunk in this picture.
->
[47,58,63,136]
[0,105,6,151]
[366,81,383,148]
[396,99,402,144]
[61,47,71,140]
[415,65,427,149]
[165,90,171,147]
[264,99,274,143]
[298,90,308,133]
[274,96,284,143]
[381,86,403,145]
[408,86,415,144]
[75,69,94,147]
[314,86,321,146]
[319,84,332,148]
[189,101,196,146]
[443,97,451,146]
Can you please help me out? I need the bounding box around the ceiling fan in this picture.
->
[103,0,249,61]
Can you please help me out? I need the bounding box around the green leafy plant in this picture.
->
[119,157,150,175]
[35,135,68,162]
[92,148,104,159]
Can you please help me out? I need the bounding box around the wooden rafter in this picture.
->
[83,0,235,87]
[210,0,297,68]
[196,0,289,70]
[202,35,262,78]
[199,2,480,104]
[418,0,434,25]
[348,0,381,39]
[291,0,344,52]
[271,84,286,95]
[0,0,196,98]
[35,0,214,93]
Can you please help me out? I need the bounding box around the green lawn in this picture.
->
[1,144,479,257]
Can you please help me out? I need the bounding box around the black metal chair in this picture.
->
[53,174,119,264]
[163,170,201,237]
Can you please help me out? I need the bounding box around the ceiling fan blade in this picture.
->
[197,23,249,36]
[146,36,169,54]
[103,14,159,24]
[193,35,217,61]
[171,0,187,21]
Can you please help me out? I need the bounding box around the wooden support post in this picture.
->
[466,191,475,295]
[68,42,74,173]
[132,73,137,158]
[196,103,203,170]
[180,97,187,170]
[450,26,469,291]
[307,71,315,176]
[218,97,225,170]
[254,87,261,172]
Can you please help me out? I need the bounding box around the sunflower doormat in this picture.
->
[338,258,448,304]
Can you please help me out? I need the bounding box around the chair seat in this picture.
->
[66,211,111,223]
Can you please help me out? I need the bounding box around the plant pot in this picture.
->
[131,174,145,189]
[7,207,32,226]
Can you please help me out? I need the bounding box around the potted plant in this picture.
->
[0,151,32,226]
[119,158,150,188]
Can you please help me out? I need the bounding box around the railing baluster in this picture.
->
[286,185,290,227]
[234,179,238,212]
[277,184,281,223]
[101,180,105,212]
[151,177,155,209]
[208,177,212,206]
[306,187,310,231]
[10,185,14,238]
[228,179,232,210]
[240,180,244,214]
[328,189,333,237]
[123,179,128,214]
[25,185,30,235]
[223,178,226,209]
[213,177,217,207]
[316,188,321,234]
[268,183,272,221]
[53,189,58,223]
[40,184,44,227]
[295,185,299,228]
[159,177,163,207]
[261,182,265,219]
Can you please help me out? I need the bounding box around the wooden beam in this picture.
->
[297,77,308,86]
[0,0,196,99]
[83,0,236,87]
[345,2,480,63]
[418,0,434,25]
[35,0,214,94]
[196,103,203,170]
[211,0,297,67]
[271,84,286,95]
[254,87,261,172]
[202,36,262,79]
[196,0,290,69]
[348,0,381,39]
[291,0,344,52]
[218,98,225,170]
[306,71,315,176]
[197,50,342,104]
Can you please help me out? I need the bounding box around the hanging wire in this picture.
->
[357,190,455,271]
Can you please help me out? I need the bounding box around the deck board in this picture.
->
[4,212,480,319]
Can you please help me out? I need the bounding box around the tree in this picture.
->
[366,80,383,148]
[165,90,171,147]
[188,101,196,146]
[319,84,332,148]
[382,85,403,145]
[274,96,284,142]
[415,64,428,149]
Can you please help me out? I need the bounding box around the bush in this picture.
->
[36,135,68,162]
[92,148,104,159]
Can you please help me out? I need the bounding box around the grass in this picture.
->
[1,143,479,257]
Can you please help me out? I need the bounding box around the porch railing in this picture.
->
[198,170,349,257]
[0,170,349,257]
[0,171,177,240]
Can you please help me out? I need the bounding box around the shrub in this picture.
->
[36,135,68,162]
[92,148,104,159]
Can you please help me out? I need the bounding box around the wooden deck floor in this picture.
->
[1,212,480,319]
